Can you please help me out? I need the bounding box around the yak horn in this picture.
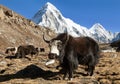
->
[43,32,50,43]
[64,33,69,46]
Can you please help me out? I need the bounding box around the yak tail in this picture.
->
[94,43,100,64]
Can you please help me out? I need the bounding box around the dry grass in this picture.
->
[0,5,120,84]
[0,52,120,84]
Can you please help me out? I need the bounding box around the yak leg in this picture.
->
[66,50,78,80]
[87,55,95,76]
[68,52,77,80]
[87,65,95,76]
[68,62,73,80]
[59,60,69,80]
[15,53,19,58]
[62,64,72,80]
[63,68,68,80]
[21,51,25,58]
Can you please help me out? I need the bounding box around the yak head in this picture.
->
[43,33,69,65]
[47,39,63,59]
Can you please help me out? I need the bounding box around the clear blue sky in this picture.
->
[0,0,120,33]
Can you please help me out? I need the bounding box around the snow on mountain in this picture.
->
[112,32,120,42]
[32,2,91,37]
[89,23,114,43]
[32,2,119,43]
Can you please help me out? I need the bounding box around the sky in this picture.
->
[0,0,120,33]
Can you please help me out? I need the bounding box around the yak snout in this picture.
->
[48,53,57,59]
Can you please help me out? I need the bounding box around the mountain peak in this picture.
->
[90,23,108,34]
[32,2,119,43]
[91,23,104,30]
[94,23,102,26]
[32,2,62,24]
[45,2,54,7]
[89,23,114,43]
[43,2,58,12]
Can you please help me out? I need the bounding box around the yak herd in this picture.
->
[4,33,120,80]
[5,45,45,58]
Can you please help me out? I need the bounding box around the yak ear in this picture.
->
[43,32,51,43]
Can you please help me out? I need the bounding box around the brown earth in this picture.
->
[0,51,120,84]
[0,5,55,53]
[0,5,120,84]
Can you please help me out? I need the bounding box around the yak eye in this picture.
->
[49,43,51,47]
[57,42,62,50]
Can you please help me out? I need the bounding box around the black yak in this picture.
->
[15,45,38,58]
[43,33,100,80]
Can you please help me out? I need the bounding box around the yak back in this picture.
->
[67,36,99,56]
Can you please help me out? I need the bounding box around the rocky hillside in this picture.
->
[0,5,55,53]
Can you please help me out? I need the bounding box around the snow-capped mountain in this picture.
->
[32,2,119,43]
[112,32,120,42]
[32,2,91,37]
[89,23,114,43]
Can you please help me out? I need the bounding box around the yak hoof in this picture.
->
[63,77,68,80]
[69,78,73,81]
